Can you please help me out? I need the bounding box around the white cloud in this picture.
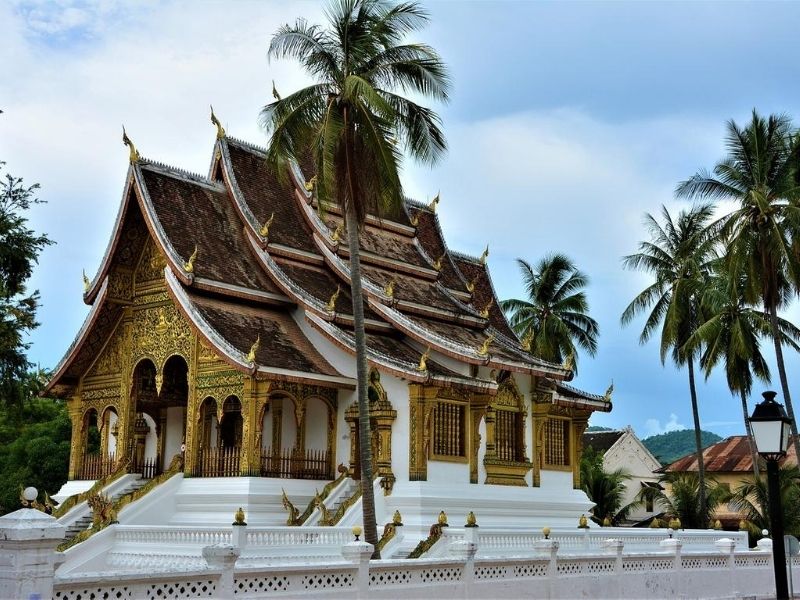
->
[644,413,687,437]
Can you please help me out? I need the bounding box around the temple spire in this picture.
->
[121,126,140,163]
[210,105,226,139]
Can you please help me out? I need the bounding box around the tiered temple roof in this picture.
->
[46,128,609,409]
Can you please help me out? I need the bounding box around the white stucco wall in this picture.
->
[602,429,662,522]
[305,397,328,451]
[163,406,184,468]
[107,412,118,457]
[142,413,158,461]
[280,397,297,451]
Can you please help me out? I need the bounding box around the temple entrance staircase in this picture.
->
[60,476,149,542]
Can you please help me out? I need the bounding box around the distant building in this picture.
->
[583,427,661,523]
[661,435,798,527]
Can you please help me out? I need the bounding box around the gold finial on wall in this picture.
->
[326,285,341,312]
[479,298,493,319]
[409,211,420,227]
[384,279,396,298]
[417,346,430,372]
[465,278,476,294]
[259,212,275,238]
[210,105,225,139]
[330,223,343,243]
[466,511,478,527]
[432,252,445,272]
[428,192,440,213]
[478,334,494,357]
[246,335,260,364]
[563,352,575,372]
[183,246,198,273]
[233,507,246,526]
[272,80,281,101]
[479,244,489,265]
[82,269,90,292]
[438,510,448,526]
[393,510,403,526]
[122,126,140,163]
[304,175,317,192]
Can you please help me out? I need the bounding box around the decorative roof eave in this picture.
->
[305,312,497,395]
[83,167,136,304]
[214,137,269,247]
[336,244,440,281]
[309,200,417,237]
[408,202,471,289]
[165,269,353,390]
[130,163,197,287]
[192,276,293,307]
[44,276,115,395]
[552,394,612,413]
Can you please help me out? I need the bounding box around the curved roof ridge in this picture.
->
[225,135,269,156]
[139,159,217,187]
[449,249,483,264]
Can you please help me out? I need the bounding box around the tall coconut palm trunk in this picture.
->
[768,304,800,463]
[740,389,761,479]
[687,359,708,526]
[345,201,380,558]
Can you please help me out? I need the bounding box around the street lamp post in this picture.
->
[747,390,792,600]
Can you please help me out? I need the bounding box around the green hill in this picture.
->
[643,429,722,465]
[586,425,613,432]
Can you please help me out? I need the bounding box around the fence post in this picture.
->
[449,539,478,598]
[0,494,66,600]
[714,537,737,598]
[660,538,683,599]
[202,544,241,600]
[602,538,624,597]
[342,539,373,599]
[534,537,559,599]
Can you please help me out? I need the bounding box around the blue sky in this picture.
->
[2,1,800,439]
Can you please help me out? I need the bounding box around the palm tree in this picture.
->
[639,472,731,530]
[500,254,598,374]
[731,465,800,541]
[261,0,449,555]
[621,204,717,526]
[689,264,800,478]
[580,447,640,525]
[676,111,800,461]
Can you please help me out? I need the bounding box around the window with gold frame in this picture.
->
[495,407,525,462]
[543,417,570,467]
[431,399,467,460]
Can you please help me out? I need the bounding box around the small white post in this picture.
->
[202,544,241,600]
[660,538,684,598]
[342,540,373,599]
[0,500,66,600]
[231,523,247,550]
[603,539,624,598]
[715,537,737,598]
[449,539,478,597]
[534,538,559,599]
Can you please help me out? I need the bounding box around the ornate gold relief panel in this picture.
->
[135,237,167,286]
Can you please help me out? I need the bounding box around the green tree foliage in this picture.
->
[639,472,730,530]
[261,0,449,555]
[642,429,722,465]
[0,161,52,409]
[501,254,598,374]
[621,204,717,526]
[730,465,800,542]
[0,392,71,515]
[579,446,640,525]
[676,111,800,462]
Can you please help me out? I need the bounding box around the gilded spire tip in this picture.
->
[417,346,430,372]
[210,105,225,139]
[246,335,260,364]
[122,125,140,163]
[478,334,494,357]
[428,191,440,213]
[326,285,341,313]
[183,246,198,274]
[479,244,489,265]
[260,212,275,238]
[82,269,90,293]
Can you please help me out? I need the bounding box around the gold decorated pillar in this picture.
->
[344,402,359,478]
[484,406,497,460]
[114,317,135,469]
[373,401,397,495]
[571,416,589,489]
[408,383,438,481]
[67,397,85,480]
[239,376,262,476]
[530,401,550,488]
[184,377,199,476]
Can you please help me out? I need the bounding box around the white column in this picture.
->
[0,505,66,600]
[202,544,241,600]
[714,537,737,598]
[660,538,684,599]
[342,541,373,599]
[449,539,478,596]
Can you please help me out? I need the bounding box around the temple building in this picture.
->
[46,114,611,538]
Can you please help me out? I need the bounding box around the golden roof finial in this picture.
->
[272,80,281,101]
[479,298,493,319]
[246,335,260,364]
[477,334,494,357]
[122,126,140,163]
[409,211,420,227]
[563,352,575,372]
[82,269,90,293]
[479,244,489,265]
[428,191,440,213]
[521,330,534,352]
[331,223,343,243]
[304,175,317,192]
[210,105,225,139]
[417,346,430,372]
[183,246,198,273]
[604,380,614,401]
[466,277,476,294]
[326,285,341,312]
[259,212,275,238]
[384,279,396,298]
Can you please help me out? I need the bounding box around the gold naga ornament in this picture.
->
[122,126,140,163]
[465,277,477,294]
[304,175,317,192]
[259,212,275,238]
[210,105,225,139]
[246,335,260,364]
[330,223,343,243]
[384,279,396,298]
[417,347,431,372]
[604,381,614,402]
[432,252,446,272]
[326,285,341,313]
[562,353,575,372]
[183,246,198,274]
[428,192,440,213]
[521,330,534,352]
[478,298,493,319]
[479,244,489,265]
[82,269,91,293]
[478,334,494,357]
